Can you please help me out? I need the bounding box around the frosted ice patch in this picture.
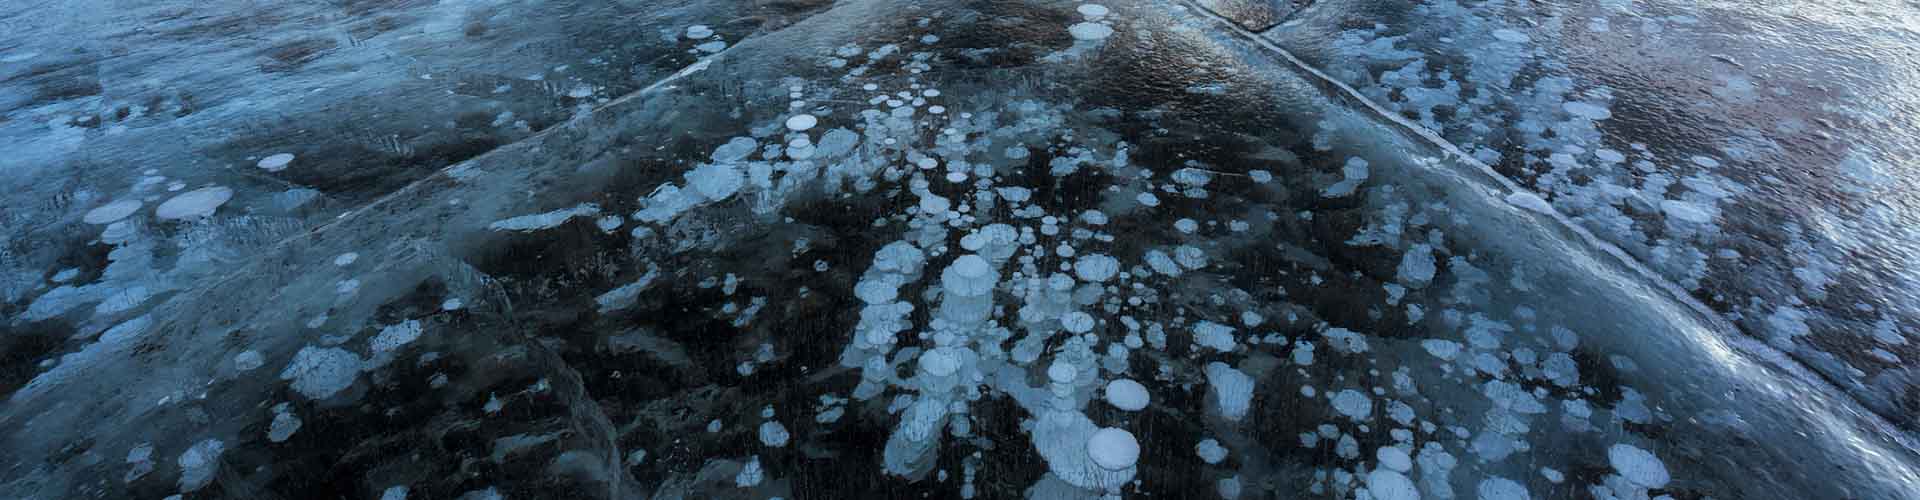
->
[759,421,791,447]
[596,216,624,232]
[1104,379,1148,411]
[1492,28,1530,43]
[1322,157,1370,197]
[1397,244,1436,286]
[268,409,302,442]
[1478,477,1530,500]
[1048,361,1079,384]
[490,203,600,232]
[736,457,764,487]
[1563,101,1612,120]
[1366,469,1419,500]
[855,279,900,304]
[83,199,142,225]
[1062,312,1096,333]
[1145,250,1182,276]
[333,253,359,267]
[1660,200,1714,224]
[1196,438,1228,464]
[1595,148,1626,163]
[1193,321,1236,352]
[487,202,599,232]
[1073,254,1119,282]
[177,439,225,492]
[1218,476,1242,499]
[95,285,151,315]
[100,221,135,244]
[712,137,758,163]
[941,254,997,297]
[370,320,424,353]
[155,186,233,220]
[1422,339,1461,360]
[1376,446,1412,472]
[920,348,961,376]
[1331,389,1371,420]
[688,163,745,200]
[1504,192,1553,214]
[685,25,713,39]
[1608,444,1670,488]
[1173,245,1208,269]
[256,153,295,172]
[280,346,364,400]
[1204,362,1253,421]
[1085,428,1139,470]
[233,350,265,371]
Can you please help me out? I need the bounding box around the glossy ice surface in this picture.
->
[3,0,1919,498]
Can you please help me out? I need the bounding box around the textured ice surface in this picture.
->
[3,0,1919,498]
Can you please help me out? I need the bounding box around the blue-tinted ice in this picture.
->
[3,0,1919,498]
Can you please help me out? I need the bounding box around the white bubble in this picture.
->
[785,114,819,131]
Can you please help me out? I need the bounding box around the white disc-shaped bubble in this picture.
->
[1068,22,1113,41]
[1077,4,1110,19]
[1366,470,1420,500]
[1376,446,1413,472]
[1061,312,1095,333]
[1072,254,1119,282]
[920,348,961,377]
[1104,378,1149,411]
[1608,444,1670,489]
[1047,361,1077,384]
[83,199,142,225]
[1086,427,1140,470]
[257,153,295,172]
[155,186,234,221]
[941,254,996,297]
[785,114,818,131]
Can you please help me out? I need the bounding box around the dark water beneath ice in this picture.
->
[3,0,1919,499]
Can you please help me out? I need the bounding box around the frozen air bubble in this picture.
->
[1104,379,1148,411]
[155,186,234,221]
[1086,428,1139,470]
[786,114,818,131]
[1077,4,1110,19]
[257,153,295,171]
[1069,22,1114,40]
[83,199,142,225]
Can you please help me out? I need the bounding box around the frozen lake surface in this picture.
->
[3,0,1919,498]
